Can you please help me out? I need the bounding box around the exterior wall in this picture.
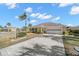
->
[31,27,63,34]
[11,28,16,32]
[3,27,16,32]
[30,27,45,33]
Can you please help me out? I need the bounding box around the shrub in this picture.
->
[0,28,3,32]
[17,32,26,37]
[71,30,79,36]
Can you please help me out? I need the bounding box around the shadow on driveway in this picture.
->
[18,44,65,56]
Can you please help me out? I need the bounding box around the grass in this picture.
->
[66,40,79,46]
[63,36,79,46]
[63,35,79,55]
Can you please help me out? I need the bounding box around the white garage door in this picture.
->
[46,29,62,34]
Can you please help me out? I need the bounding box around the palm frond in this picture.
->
[19,12,27,20]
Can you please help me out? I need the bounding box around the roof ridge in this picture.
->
[33,22,65,27]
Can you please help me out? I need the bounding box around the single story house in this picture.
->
[30,22,66,34]
[3,26,16,32]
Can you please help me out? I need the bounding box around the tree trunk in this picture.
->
[25,19,27,35]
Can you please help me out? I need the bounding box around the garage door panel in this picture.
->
[46,30,62,34]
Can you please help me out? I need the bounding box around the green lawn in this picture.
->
[63,35,79,55]
[66,40,79,46]
[63,36,79,46]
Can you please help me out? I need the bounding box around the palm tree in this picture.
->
[7,22,11,26]
[19,12,27,27]
[28,23,32,33]
[28,23,32,27]
[6,22,11,32]
[18,12,27,34]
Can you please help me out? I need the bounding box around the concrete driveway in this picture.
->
[0,34,65,56]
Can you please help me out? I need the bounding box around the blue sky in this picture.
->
[0,3,79,28]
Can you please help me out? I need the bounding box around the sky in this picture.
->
[0,3,79,28]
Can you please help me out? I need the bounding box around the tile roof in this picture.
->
[31,22,65,30]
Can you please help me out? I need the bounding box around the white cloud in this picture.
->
[67,24,74,27]
[59,3,72,7]
[30,13,53,19]
[30,13,40,17]
[25,7,32,13]
[38,13,53,19]
[5,3,17,9]
[70,6,79,15]
[30,20,37,23]
[37,13,52,19]
[37,13,46,19]
[15,16,19,19]
[41,14,52,19]
[52,16,60,22]
[54,16,60,21]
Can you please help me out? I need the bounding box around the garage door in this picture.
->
[46,29,62,34]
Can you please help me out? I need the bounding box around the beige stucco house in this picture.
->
[30,22,66,34]
[3,26,16,32]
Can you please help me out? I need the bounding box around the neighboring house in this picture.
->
[70,26,79,30]
[3,26,16,32]
[30,22,66,34]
